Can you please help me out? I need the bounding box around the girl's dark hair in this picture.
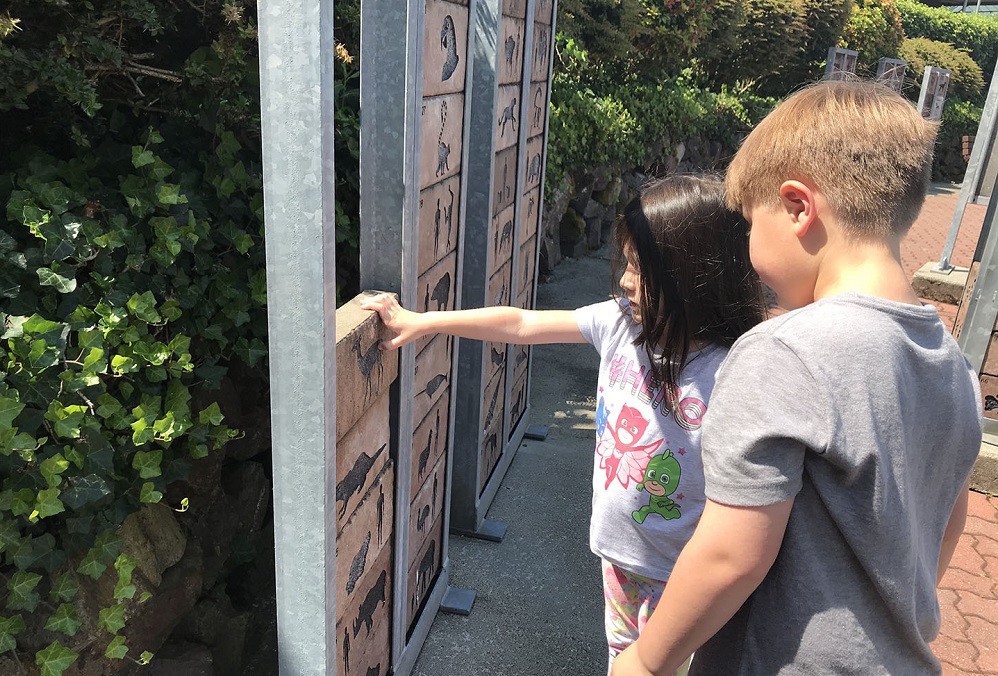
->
[612,174,765,396]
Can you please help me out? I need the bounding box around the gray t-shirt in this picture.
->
[691,294,982,676]
[577,299,727,581]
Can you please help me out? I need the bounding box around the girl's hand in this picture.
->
[359,293,426,350]
[610,644,657,676]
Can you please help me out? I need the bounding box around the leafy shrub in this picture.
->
[547,35,775,196]
[900,37,985,103]
[897,0,998,84]
[840,0,905,69]
[0,0,288,669]
[934,98,983,183]
[700,0,809,93]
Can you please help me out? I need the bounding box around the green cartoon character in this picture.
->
[632,450,682,524]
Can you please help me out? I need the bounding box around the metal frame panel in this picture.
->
[257,0,338,672]
[958,169,998,436]
[360,0,423,666]
[451,0,501,534]
[824,47,858,80]
[938,57,998,271]
[916,66,952,121]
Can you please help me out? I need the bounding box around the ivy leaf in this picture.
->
[36,267,77,293]
[132,146,155,168]
[10,488,34,516]
[126,291,161,323]
[139,591,152,603]
[132,449,162,479]
[77,551,106,580]
[31,487,66,520]
[44,603,81,637]
[0,392,25,429]
[113,554,138,600]
[198,402,224,426]
[62,474,111,510]
[50,572,79,603]
[93,530,123,560]
[0,614,25,654]
[157,183,187,205]
[0,520,19,554]
[105,635,128,659]
[35,640,79,676]
[39,453,70,487]
[6,571,42,612]
[139,651,154,664]
[139,482,163,504]
[46,402,87,440]
[98,603,126,633]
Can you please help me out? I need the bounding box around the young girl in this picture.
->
[360,175,765,673]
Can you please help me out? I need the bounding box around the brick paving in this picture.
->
[903,189,997,675]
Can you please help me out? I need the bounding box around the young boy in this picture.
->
[612,81,983,675]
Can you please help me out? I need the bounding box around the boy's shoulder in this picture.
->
[741,294,948,355]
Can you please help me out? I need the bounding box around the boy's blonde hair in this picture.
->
[726,80,938,238]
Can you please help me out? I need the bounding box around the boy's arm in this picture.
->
[612,497,794,676]
[937,478,971,585]
[359,292,585,349]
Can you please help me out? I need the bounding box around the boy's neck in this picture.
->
[812,235,921,306]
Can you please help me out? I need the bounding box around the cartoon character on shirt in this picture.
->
[596,405,663,490]
[632,450,682,523]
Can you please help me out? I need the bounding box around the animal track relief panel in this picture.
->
[452,0,557,536]
[359,0,475,672]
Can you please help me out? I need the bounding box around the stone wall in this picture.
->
[539,136,730,275]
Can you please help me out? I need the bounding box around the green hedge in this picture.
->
[840,0,905,69]
[898,0,998,80]
[546,37,775,196]
[900,37,985,102]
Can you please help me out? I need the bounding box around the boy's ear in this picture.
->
[778,180,818,240]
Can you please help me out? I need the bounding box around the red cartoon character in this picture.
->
[596,406,663,490]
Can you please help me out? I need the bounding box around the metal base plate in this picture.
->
[440,587,477,616]
[524,425,548,440]
[452,517,507,542]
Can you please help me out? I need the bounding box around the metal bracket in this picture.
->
[440,586,478,615]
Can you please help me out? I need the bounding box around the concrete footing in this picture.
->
[912,262,970,305]
[973,439,998,496]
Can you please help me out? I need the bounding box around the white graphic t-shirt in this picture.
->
[576,299,727,581]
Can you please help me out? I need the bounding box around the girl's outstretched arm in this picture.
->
[359,293,585,349]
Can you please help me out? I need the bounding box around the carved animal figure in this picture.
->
[498,97,518,138]
[432,473,438,505]
[527,153,542,184]
[413,540,437,609]
[499,218,513,252]
[424,284,430,312]
[421,373,448,398]
[516,347,528,366]
[353,336,384,401]
[367,667,380,676]
[352,570,388,638]
[528,195,535,218]
[494,281,507,306]
[336,444,386,518]
[377,487,385,542]
[417,504,430,532]
[434,410,441,449]
[434,198,442,253]
[483,378,501,431]
[504,34,516,70]
[418,428,433,478]
[512,386,524,422]
[436,101,451,177]
[534,26,548,67]
[533,87,544,129]
[483,431,498,467]
[445,186,455,247]
[343,628,350,673]
[430,272,451,310]
[440,15,459,81]
[491,346,505,367]
[347,531,371,594]
[497,158,509,207]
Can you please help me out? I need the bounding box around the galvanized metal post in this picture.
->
[257,0,338,672]
[938,57,998,272]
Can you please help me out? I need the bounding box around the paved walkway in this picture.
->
[907,188,997,676]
